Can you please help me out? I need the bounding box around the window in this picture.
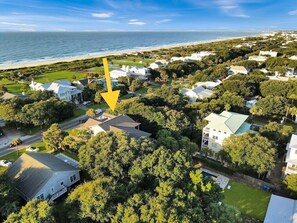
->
[40,194,44,200]
[73,174,76,181]
[224,132,227,134]
[213,129,216,131]
[212,135,218,140]
[295,150,297,155]
[70,176,73,182]
[61,182,64,185]
[218,130,221,133]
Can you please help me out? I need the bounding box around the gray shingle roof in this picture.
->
[7,153,77,200]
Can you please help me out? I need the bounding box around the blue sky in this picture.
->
[0,0,296,31]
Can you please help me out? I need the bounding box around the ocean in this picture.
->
[0,31,261,69]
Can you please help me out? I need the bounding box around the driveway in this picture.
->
[0,127,25,147]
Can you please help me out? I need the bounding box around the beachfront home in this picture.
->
[149,60,168,69]
[201,111,251,153]
[110,65,150,80]
[181,86,214,103]
[248,55,267,62]
[284,134,297,176]
[80,113,151,139]
[29,80,82,103]
[7,153,80,202]
[170,56,189,62]
[264,194,297,223]
[228,66,251,75]
[187,51,215,61]
[259,50,278,57]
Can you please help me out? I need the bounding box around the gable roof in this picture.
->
[230,66,249,72]
[204,111,249,134]
[77,78,89,86]
[0,92,17,100]
[7,153,78,200]
[264,195,297,223]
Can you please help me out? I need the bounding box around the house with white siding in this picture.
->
[181,86,214,103]
[259,50,278,57]
[248,55,267,62]
[228,66,251,75]
[110,65,150,80]
[29,80,82,103]
[201,111,251,153]
[284,134,297,176]
[7,153,80,203]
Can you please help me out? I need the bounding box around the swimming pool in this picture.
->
[202,171,218,180]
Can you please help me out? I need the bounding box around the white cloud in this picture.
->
[128,19,146,25]
[289,10,297,16]
[0,22,37,27]
[215,0,250,18]
[91,12,113,18]
[156,19,172,24]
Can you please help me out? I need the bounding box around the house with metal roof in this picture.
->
[201,111,251,153]
[284,134,297,176]
[80,113,151,139]
[264,194,297,223]
[228,66,251,75]
[181,86,214,103]
[29,80,82,103]
[7,153,80,203]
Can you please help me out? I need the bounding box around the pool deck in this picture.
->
[201,167,230,189]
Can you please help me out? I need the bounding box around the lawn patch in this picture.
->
[224,180,271,221]
[35,70,86,83]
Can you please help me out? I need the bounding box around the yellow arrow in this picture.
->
[100,58,120,111]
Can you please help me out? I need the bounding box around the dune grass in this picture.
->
[224,180,271,221]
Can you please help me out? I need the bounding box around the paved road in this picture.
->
[0,115,88,157]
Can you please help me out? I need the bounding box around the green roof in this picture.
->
[205,111,250,134]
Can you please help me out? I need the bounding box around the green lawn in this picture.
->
[135,87,148,94]
[88,103,107,109]
[224,180,271,221]
[74,108,86,117]
[0,78,30,94]
[112,57,154,67]
[35,70,87,83]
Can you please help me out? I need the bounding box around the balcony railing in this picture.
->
[47,187,67,203]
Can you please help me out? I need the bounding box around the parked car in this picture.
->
[0,160,12,167]
[9,138,22,147]
[95,109,102,115]
[82,101,91,105]
[26,146,39,152]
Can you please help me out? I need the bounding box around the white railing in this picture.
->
[48,187,67,203]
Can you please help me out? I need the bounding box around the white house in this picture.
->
[290,55,297,60]
[186,51,215,61]
[80,113,151,139]
[149,60,168,69]
[170,56,189,62]
[248,55,267,62]
[181,86,214,103]
[194,81,221,90]
[29,80,82,103]
[259,50,278,57]
[7,153,80,202]
[201,111,251,153]
[110,65,150,80]
[284,134,297,176]
[286,68,297,77]
[228,66,251,75]
[264,195,297,223]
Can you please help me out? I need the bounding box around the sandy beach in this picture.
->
[0,34,261,71]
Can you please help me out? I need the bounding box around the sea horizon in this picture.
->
[0,31,262,69]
